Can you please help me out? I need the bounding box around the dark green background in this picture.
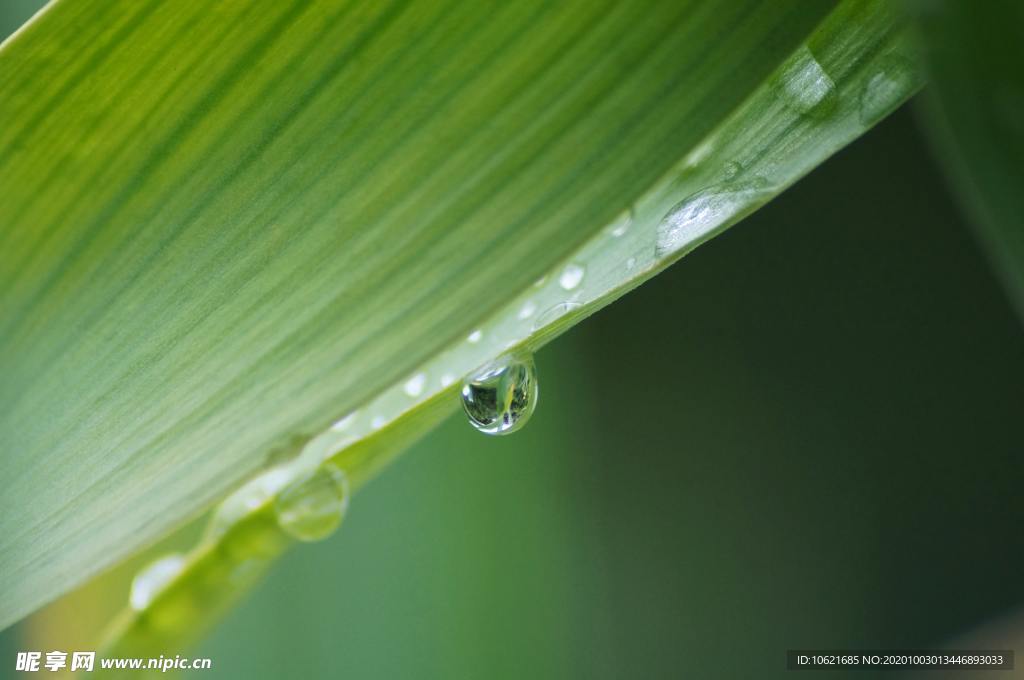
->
[3,3,1022,678]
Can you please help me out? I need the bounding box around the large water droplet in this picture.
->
[655,179,770,256]
[274,464,350,542]
[460,353,538,435]
[130,554,185,611]
[777,46,837,118]
[859,56,917,125]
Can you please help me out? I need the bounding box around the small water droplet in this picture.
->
[467,329,483,344]
[777,46,837,118]
[371,415,386,430]
[533,275,548,288]
[274,464,350,542]
[626,256,637,270]
[331,412,356,431]
[559,263,585,290]
[130,554,185,610]
[440,373,455,388]
[403,373,426,397]
[460,353,538,436]
[518,300,537,320]
[684,137,716,168]
[608,211,632,237]
[208,466,293,537]
[531,302,582,330]
[722,161,742,180]
[859,55,917,125]
[655,179,770,257]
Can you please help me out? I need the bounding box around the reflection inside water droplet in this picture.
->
[777,46,836,118]
[460,353,538,436]
[274,464,350,542]
[130,554,185,611]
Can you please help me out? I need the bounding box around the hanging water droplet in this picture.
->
[531,302,582,331]
[558,263,585,290]
[130,554,185,611]
[460,353,538,436]
[467,329,483,343]
[403,373,426,397]
[777,46,837,118]
[655,179,770,257]
[859,55,917,125]
[274,464,350,542]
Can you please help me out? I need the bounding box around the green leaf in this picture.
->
[0,0,920,632]
[913,0,1024,320]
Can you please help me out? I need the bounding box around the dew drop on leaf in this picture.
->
[607,210,632,237]
[859,55,917,125]
[655,179,770,256]
[777,46,837,118]
[403,373,426,397]
[460,353,538,436]
[274,464,350,542]
[558,263,585,290]
[532,301,582,330]
[130,554,185,611]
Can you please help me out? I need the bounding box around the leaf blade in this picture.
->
[0,0,919,631]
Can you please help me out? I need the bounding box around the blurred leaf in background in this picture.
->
[914,0,1024,320]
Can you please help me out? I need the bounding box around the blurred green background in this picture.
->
[3,3,1023,678]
